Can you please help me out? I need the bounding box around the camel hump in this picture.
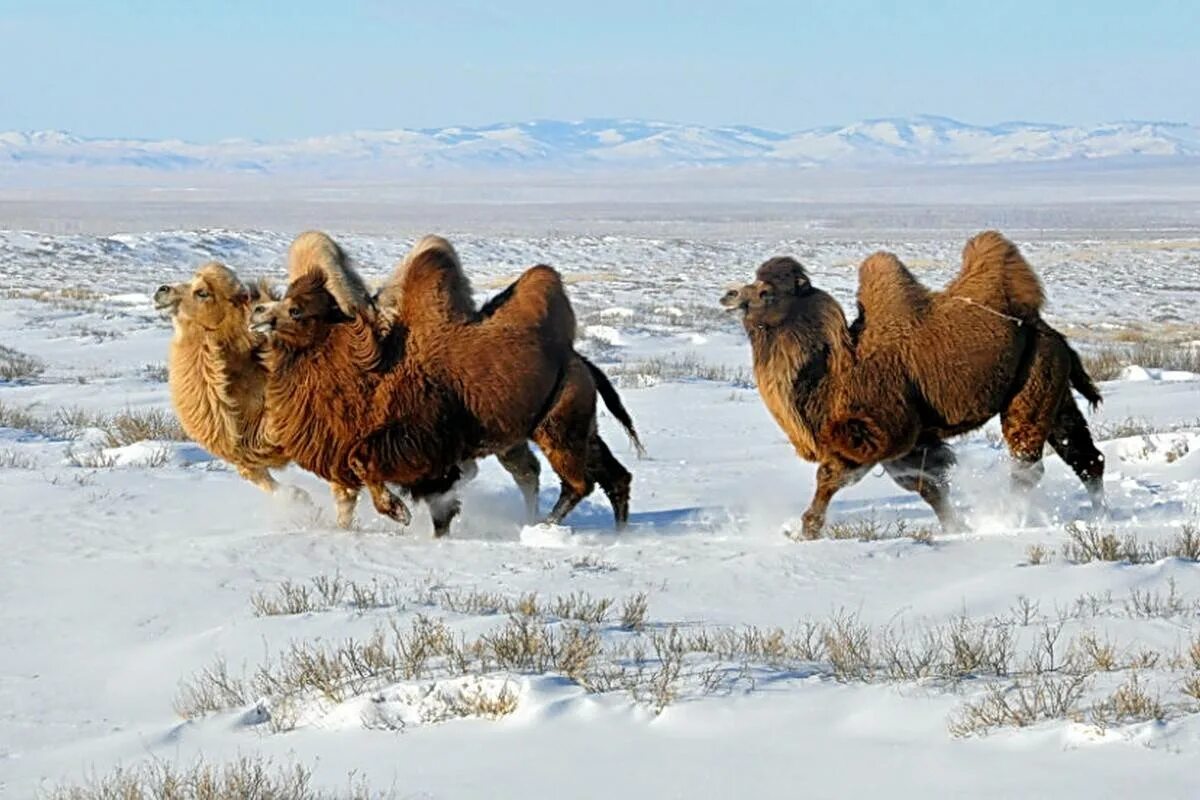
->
[952,230,1044,318]
[286,231,372,316]
[395,235,480,326]
[484,265,575,348]
[381,234,475,322]
[856,251,932,323]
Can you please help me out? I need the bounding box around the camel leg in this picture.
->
[882,442,966,534]
[237,464,279,494]
[495,443,542,522]
[588,432,632,530]
[1001,329,1069,522]
[407,470,465,538]
[330,483,359,529]
[1048,398,1107,514]
[362,482,413,526]
[533,359,597,527]
[427,493,463,539]
[799,460,866,539]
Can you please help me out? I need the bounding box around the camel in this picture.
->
[722,231,1105,538]
[252,232,640,536]
[153,263,303,499]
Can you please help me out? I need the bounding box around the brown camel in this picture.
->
[253,233,639,536]
[722,231,1105,537]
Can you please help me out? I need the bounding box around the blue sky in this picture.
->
[0,0,1195,140]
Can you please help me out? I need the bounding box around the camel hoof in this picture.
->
[282,485,314,506]
[386,501,412,527]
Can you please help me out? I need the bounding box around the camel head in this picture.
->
[720,256,814,329]
[250,270,352,348]
[154,262,255,334]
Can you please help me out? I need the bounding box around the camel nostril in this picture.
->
[253,305,266,314]
[155,285,170,295]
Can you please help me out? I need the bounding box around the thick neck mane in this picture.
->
[169,320,277,464]
[261,316,387,485]
[746,289,853,462]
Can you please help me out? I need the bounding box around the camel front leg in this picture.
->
[330,483,360,529]
[237,464,279,494]
[236,464,313,505]
[362,481,413,527]
[798,460,866,540]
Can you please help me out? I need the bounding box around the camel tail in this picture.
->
[960,230,1045,318]
[1067,344,1103,410]
[582,356,645,457]
[823,415,891,466]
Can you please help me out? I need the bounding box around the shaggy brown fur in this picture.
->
[153,263,297,497]
[842,231,1047,450]
[256,234,639,535]
[723,233,1105,537]
[283,231,588,527]
[721,259,961,537]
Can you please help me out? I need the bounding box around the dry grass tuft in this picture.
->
[1081,341,1200,382]
[1061,522,1200,565]
[0,402,186,447]
[0,344,45,382]
[949,674,1090,737]
[1090,673,1166,728]
[608,353,754,388]
[42,755,387,800]
[620,593,649,631]
[1024,544,1050,566]
[0,448,38,469]
[826,517,936,544]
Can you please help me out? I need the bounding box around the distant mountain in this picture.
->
[2,116,1198,174]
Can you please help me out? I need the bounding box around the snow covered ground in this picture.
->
[1,224,1199,798]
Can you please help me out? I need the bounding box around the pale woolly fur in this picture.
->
[164,262,286,491]
[376,235,476,323]
[286,231,372,317]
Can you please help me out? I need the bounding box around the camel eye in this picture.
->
[758,288,775,303]
[288,307,303,320]
[194,288,210,300]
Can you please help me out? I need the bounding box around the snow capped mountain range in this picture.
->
[2,116,1198,174]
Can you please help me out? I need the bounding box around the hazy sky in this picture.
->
[1,0,1195,140]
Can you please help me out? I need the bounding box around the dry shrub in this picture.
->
[608,353,753,388]
[620,593,649,631]
[1090,673,1166,728]
[1061,522,1200,565]
[0,344,45,382]
[173,657,247,718]
[0,403,186,446]
[826,517,935,544]
[42,755,387,800]
[0,449,38,469]
[949,674,1090,737]
[1081,341,1200,381]
[1024,544,1049,566]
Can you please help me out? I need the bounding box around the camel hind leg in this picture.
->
[1048,398,1107,514]
[495,443,542,522]
[882,441,965,534]
[532,359,596,527]
[588,432,632,530]
[1001,333,1068,513]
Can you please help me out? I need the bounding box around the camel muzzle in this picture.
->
[153,285,180,312]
